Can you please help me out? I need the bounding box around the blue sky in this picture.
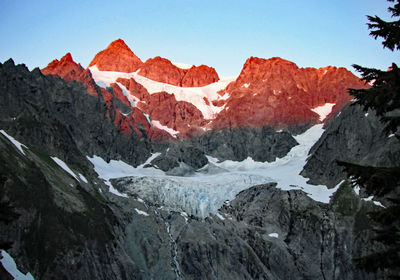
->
[0,0,398,76]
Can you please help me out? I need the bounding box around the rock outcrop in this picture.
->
[301,103,400,188]
[42,53,98,96]
[41,54,162,139]
[188,125,298,162]
[138,56,185,86]
[116,77,208,138]
[181,65,220,87]
[88,39,144,73]
[138,56,219,87]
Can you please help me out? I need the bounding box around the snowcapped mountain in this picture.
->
[42,39,367,139]
[1,39,394,280]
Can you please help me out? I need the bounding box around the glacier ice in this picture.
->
[89,125,340,218]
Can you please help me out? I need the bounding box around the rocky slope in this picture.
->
[0,129,385,279]
[0,59,152,167]
[301,103,400,188]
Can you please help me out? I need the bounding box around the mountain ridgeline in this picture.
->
[0,39,396,279]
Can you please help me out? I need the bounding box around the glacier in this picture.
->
[88,124,341,218]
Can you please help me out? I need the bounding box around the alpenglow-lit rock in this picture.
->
[89,39,144,73]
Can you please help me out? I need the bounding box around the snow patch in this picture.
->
[243,83,250,88]
[115,82,137,107]
[87,155,151,198]
[215,212,225,220]
[135,208,150,216]
[1,250,34,280]
[218,93,230,101]
[137,152,161,168]
[105,181,128,198]
[78,173,88,183]
[143,113,151,124]
[172,62,194,69]
[181,212,189,223]
[51,157,79,182]
[362,196,385,208]
[311,103,336,121]
[151,120,179,138]
[268,233,279,238]
[0,130,27,155]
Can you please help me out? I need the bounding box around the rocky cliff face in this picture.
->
[301,103,400,188]
[212,57,367,129]
[88,39,144,73]
[44,39,367,141]
[42,53,98,96]
[138,56,219,87]
[173,183,382,280]
[0,59,151,167]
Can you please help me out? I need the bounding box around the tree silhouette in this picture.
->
[340,0,400,277]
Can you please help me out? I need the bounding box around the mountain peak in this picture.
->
[42,52,80,75]
[107,39,132,52]
[41,53,98,96]
[89,39,143,73]
[138,56,219,87]
[60,52,74,63]
[244,56,298,68]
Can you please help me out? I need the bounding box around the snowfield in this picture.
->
[89,66,236,120]
[88,124,342,218]
[311,103,336,121]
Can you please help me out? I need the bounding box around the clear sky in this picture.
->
[0,0,398,77]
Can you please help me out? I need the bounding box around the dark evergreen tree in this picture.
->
[339,0,400,277]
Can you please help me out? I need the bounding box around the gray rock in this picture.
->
[151,126,299,172]
[196,163,228,175]
[0,59,151,169]
[166,162,196,176]
[151,144,208,172]
[301,103,400,187]
[188,126,299,162]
